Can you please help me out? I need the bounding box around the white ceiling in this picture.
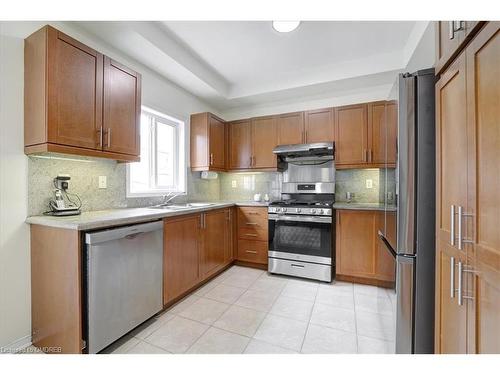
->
[74,21,431,114]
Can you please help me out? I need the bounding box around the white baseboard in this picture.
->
[1,335,32,354]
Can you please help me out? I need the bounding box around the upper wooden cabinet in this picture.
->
[24,25,141,162]
[435,21,485,75]
[335,101,397,169]
[228,117,278,171]
[228,119,252,169]
[251,116,278,169]
[190,112,226,171]
[304,108,334,143]
[277,112,305,145]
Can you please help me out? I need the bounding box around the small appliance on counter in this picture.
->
[45,175,81,216]
[268,142,336,282]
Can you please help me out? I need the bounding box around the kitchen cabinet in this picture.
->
[103,57,141,156]
[334,104,368,168]
[236,207,268,266]
[190,112,226,171]
[251,116,278,169]
[335,209,395,287]
[369,101,397,166]
[163,214,201,305]
[228,117,278,171]
[335,101,397,169]
[435,22,500,354]
[277,112,305,145]
[201,208,232,277]
[304,108,334,143]
[228,119,252,169]
[164,207,234,305]
[435,21,485,75]
[24,25,141,162]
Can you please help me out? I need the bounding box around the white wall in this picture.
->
[0,21,217,350]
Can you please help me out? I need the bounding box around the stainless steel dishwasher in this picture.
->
[85,220,163,354]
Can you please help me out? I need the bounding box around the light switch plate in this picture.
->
[98,176,107,189]
[366,179,373,189]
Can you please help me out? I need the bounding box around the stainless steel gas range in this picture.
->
[268,142,336,282]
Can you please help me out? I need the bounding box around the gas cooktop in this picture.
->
[269,199,335,208]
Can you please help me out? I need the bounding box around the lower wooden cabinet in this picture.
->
[163,207,233,305]
[236,206,268,266]
[335,209,396,286]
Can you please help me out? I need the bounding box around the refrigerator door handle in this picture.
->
[378,230,397,259]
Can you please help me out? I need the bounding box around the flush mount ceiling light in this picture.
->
[272,21,301,33]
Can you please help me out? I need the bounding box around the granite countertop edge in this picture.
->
[332,202,397,212]
[25,201,269,231]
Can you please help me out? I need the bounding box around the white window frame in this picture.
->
[126,106,186,198]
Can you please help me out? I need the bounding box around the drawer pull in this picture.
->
[246,222,258,225]
[244,233,258,237]
[291,264,305,268]
[245,250,258,254]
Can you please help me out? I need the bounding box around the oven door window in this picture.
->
[270,219,332,258]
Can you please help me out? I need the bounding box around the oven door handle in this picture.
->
[268,214,332,224]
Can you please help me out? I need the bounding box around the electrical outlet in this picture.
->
[387,192,394,201]
[231,180,237,188]
[98,176,107,189]
[366,179,373,189]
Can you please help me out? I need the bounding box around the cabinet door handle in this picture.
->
[97,128,103,148]
[210,153,214,165]
[246,222,258,226]
[450,256,455,299]
[244,233,258,237]
[450,205,455,246]
[370,149,373,163]
[448,21,455,39]
[457,260,463,306]
[457,205,474,250]
[245,250,257,254]
[304,130,308,142]
[104,128,111,148]
[302,130,305,143]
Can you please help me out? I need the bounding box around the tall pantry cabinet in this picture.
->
[435,21,499,354]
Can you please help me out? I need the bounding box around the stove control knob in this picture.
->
[297,208,302,213]
[317,209,323,214]
[276,207,282,213]
[311,208,316,214]
[283,207,287,213]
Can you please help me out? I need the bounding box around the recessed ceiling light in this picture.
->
[272,21,300,33]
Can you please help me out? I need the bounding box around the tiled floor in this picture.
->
[102,265,397,354]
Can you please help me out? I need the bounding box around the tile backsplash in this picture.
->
[27,154,396,215]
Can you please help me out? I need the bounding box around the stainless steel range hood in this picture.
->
[273,142,334,158]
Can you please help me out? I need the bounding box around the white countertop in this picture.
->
[332,202,397,212]
[26,201,269,231]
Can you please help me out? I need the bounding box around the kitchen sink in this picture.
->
[149,202,214,210]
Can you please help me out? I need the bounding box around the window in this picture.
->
[127,106,186,197]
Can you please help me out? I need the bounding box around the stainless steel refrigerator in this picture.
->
[380,68,436,354]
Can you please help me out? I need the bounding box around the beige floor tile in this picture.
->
[319,280,354,296]
[281,280,319,302]
[204,284,246,304]
[235,289,279,312]
[213,305,266,337]
[357,335,395,354]
[244,339,298,354]
[270,296,314,322]
[249,277,287,294]
[253,314,308,351]
[166,294,200,315]
[187,327,250,354]
[193,279,220,297]
[354,293,393,316]
[353,284,391,298]
[301,324,357,354]
[126,340,171,354]
[221,272,261,288]
[144,316,209,353]
[101,335,140,354]
[356,310,395,341]
[310,303,356,333]
[316,288,355,310]
[130,313,174,340]
[178,297,230,325]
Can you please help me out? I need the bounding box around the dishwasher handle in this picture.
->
[85,220,163,245]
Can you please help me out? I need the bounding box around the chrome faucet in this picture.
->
[161,192,182,205]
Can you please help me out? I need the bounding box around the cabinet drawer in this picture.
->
[238,227,268,241]
[237,240,268,264]
[237,207,268,242]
